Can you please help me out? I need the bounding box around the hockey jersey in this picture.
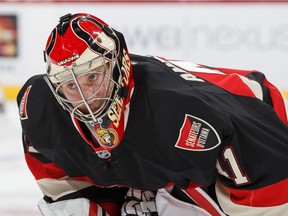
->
[17,54,288,215]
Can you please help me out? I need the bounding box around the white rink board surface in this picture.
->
[0,3,288,90]
[0,102,42,216]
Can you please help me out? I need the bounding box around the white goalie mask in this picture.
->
[44,13,124,126]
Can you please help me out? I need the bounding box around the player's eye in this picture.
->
[88,73,98,81]
[67,82,77,89]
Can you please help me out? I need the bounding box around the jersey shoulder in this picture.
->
[17,74,55,120]
[17,74,72,150]
[17,74,49,106]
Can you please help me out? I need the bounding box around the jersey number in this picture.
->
[216,147,249,185]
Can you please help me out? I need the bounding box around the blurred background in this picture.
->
[0,0,288,215]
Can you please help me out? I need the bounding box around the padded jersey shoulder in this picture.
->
[17,75,76,155]
[17,74,47,105]
[17,74,58,122]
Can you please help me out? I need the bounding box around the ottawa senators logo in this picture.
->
[19,85,32,120]
[95,128,118,148]
[175,114,221,151]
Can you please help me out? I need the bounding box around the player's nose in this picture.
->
[78,81,95,98]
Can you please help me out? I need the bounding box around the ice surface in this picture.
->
[0,101,42,216]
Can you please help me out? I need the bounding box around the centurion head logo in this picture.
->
[95,128,118,148]
[175,114,221,151]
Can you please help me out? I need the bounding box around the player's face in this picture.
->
[60,63,113,114]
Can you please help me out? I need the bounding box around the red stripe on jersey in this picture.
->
[89,201,100,216]
[263,79,288,125]
[25,153,66,180]
[214,67,254,76]
[99,202,121,216]
[192,72,256,98]
[184,185,224,216]
[217,67,287,124]
[227,178,288,207]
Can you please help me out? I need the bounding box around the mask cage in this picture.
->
[45,50,122,126]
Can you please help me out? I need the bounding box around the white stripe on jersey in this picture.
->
[236,74,263,100]
[181,187,226,216]
[37,177,93,201]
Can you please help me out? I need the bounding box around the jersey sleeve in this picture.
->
[208,68,288,215]
[17,76,127,216]
[22,133,91,199]
[22,133,124,216]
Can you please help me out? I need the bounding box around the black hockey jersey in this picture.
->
[17,55,288,215]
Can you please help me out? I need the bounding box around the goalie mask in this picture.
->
[44,13,133,153]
